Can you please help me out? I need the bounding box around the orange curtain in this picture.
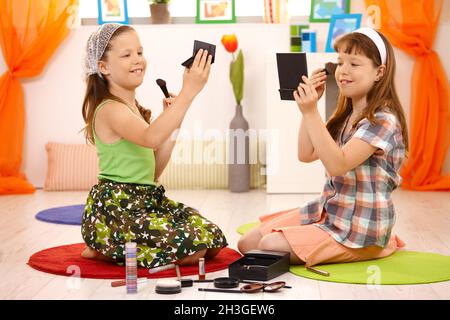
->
[365,0,450,191]
[0,0,78,195]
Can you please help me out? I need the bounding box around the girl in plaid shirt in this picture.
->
[239,28,409,266]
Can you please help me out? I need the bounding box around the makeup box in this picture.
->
[228,250,290,281]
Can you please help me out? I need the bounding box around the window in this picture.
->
[79,0,310,19]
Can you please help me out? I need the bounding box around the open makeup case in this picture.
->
[228,249,290,281]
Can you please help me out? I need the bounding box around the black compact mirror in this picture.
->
[213,277,240,289]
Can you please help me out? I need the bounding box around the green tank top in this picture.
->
[93,99,156,185]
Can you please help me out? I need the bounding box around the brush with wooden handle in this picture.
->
[111,263,177,287]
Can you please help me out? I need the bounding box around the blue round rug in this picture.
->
[35,204,84,225]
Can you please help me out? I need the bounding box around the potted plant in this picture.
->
[149,0,171,24]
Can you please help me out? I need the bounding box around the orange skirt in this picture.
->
[259,208,405,267]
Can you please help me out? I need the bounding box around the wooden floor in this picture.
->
[0,188,449,300]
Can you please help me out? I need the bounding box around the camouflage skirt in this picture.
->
[81,179,228,268]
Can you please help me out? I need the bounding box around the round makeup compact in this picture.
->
[213,277,240,289]
[155,279,182,294]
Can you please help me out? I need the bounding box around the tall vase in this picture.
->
[228,104,250,192]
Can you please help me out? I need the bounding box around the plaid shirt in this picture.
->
[299,111,405,248]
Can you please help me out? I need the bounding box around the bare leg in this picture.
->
[237,226,263,254]
[257,232,304,264]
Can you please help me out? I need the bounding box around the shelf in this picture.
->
[80,16,309,26]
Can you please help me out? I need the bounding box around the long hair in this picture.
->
[326,31,409,152]
[81,26,151,145]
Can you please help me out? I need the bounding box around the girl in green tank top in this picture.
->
[80,23,227,268]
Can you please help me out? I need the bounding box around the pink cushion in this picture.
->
[44,142,98,191]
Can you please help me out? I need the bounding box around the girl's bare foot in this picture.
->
[81,246,114,262]
[81,246,97,259]
[175,249,207,266]
[205,247,221,260]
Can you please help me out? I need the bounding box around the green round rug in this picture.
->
[290,251,450,285]
[236,221,259,235]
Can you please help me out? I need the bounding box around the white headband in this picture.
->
[353,27,387,65]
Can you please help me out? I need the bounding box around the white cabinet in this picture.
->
[265,52,338,193]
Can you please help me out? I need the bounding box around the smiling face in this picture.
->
[335,49,384,101]
[98,29,146,90]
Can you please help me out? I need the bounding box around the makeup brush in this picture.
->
[156,78,170,98]
[306,266,330,277]
[111,263,179,288]
[111,278,148,287]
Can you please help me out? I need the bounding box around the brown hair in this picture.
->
[326,31,409,152]
[81,25,151,145]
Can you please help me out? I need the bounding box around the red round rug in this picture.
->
[28,243,241,279]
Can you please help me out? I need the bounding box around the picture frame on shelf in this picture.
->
[301,29,317,53]
[97,0,129,25]
[196,0,236,24]
[325,13,362,52]
[290,24,309,52]
[309,0,350,23]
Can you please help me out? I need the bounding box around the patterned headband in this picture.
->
[84,23,124,77]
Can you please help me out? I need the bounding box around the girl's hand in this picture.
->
[162,93,177,110]
[309,68,327,100]
[181,49,212,98]
[294,75,319,115]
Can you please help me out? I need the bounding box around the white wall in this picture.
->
[1,3,449,188]
[1,24,289,187]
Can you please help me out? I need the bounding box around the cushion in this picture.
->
[43,140,266,191]
[44,142,99,191]
[27,243,242,279]
[289,251,450,285]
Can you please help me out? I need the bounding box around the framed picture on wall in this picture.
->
[325,13,361,52]
[97,0,129,25]
[309,0,350,23]
[196,0,236,24]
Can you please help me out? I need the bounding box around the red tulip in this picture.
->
[221,34,238,53]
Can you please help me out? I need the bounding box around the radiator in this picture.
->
[158,139,266,189]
